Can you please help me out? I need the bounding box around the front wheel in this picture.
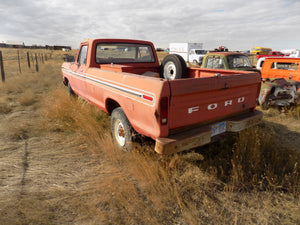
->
[111,107,133,152]
[68,82,77,98]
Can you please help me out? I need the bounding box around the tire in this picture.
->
[68,82,77,98]
[160,54,187,80]
[111,107,133,152]
[261,95,270,110]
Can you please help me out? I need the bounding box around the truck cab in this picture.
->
[201,52,258,72]
[169,43,205,65]
[189,49,207,65]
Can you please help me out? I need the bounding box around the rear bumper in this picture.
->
[154,110,263,154]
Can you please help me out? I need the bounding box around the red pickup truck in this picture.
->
[256,51,286,59]
[62,39,262,154]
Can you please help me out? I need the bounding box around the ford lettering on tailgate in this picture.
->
[188,97,245,114]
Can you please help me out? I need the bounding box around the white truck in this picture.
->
[169,43,206,65]
[281,49,300,58]
[289,50,300,58]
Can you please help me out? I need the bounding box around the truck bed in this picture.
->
[167,68,261,130]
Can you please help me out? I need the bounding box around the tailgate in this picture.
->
[168,73,260,130]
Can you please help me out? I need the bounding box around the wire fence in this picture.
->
[0,49,53,82]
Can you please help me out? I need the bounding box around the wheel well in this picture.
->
[63,77,69,86]
[270,86,275,94]
[106,99,120,115]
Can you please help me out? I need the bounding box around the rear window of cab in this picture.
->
[271,62,299,70]
[95,43,155,64]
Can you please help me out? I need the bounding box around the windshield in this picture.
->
[95,43,155,64]
[227,55,252,69]
[195,50,207,55]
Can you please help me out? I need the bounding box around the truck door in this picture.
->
[70,45,88,97]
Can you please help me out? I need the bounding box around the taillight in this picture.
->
[142,95,154,102]
[160,97,168,125]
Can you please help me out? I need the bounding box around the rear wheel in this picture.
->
[160,54,187,80]
[111,107,133,152]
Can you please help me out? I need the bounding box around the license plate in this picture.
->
[211,121,227,137]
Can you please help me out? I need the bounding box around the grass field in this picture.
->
[0,49,299,225]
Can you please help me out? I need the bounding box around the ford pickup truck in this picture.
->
[201,51,299,110]
[61,39,262,154]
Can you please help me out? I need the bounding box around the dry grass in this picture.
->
[0,96,13,114]
[0,49,299,225]
[41,87,300,224]
[18,89,36,106]
[288,104,300,119]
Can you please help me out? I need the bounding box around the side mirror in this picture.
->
[63,54,75,62]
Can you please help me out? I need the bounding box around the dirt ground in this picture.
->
[261,108,300,152]
[0,51,299,224]
[1,102,299,224]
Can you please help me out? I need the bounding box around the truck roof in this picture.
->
[264,57,300,62]
[205,52,245,56]
[80,38,155,46]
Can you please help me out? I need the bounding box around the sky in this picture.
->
[0,0,299,51]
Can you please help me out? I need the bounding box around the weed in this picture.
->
[18,89,36,106]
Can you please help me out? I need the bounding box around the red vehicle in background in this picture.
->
[256,51,288,59]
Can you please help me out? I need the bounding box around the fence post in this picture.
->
[31,53,34,65]
[18,50,22,73]
[0,51,5,82]
[35,53,39,72]
[27,52,31,68]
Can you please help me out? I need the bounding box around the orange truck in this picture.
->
[62,39,262,154]
[260,57,300,84]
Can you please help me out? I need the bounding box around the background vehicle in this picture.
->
[169,42,206,65]
[289,50,300,58]
[201,51,258,72]
[256,51,286,59]
[201,51,299,110]
[260,57,300,91]
[250,47,272,55]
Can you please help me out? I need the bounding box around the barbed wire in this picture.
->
[2,54,52,62]
[0,50,55,81]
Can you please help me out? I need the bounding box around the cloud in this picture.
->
[0,0,299,51]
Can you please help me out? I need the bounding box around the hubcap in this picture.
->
[114,119,125,147]
[164,61,176,80]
